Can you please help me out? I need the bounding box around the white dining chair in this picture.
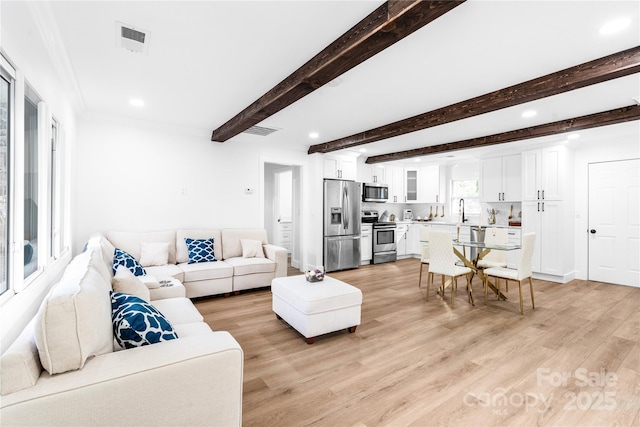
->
[483,232,536,314]
[417,226,430,290]
[427,230,473,308]
[476,227,508,294]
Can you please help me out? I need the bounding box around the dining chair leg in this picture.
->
[451,276,456,308]
[426,270,431,301]
[484,275,489,302]
[529,277,535,309]
[495,278,500,299]
[518,280,524,315]
[466,273,472,304]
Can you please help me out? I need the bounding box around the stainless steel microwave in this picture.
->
[362,182,388,202]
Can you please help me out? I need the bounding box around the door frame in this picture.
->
[261,159,303,271]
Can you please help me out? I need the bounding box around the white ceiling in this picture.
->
[36,1,640,163]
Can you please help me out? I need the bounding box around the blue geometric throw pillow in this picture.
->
[110,292,178,349]
[113,248,147,276]
[185,238,217,264]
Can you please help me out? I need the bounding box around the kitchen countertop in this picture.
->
[392,220,521,229]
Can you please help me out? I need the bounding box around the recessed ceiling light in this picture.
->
[359,148,367,153]
[567,133,580,139]
[522,110,537,118]
[599,18,631,35]
[309,132,319,139]
[414,158,421,162]
[129,98,144,107]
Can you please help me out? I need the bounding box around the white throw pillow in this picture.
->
[241,239,265,258]
[112,266,151,302]
[139,242,170,267]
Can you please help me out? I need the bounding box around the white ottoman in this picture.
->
[271,275,362,344]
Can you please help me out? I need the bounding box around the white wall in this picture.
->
[74,114,323,269]
[573,126,640,280]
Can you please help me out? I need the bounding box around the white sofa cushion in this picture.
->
[225,257,276,276]
[34,249,114,375]
[107,230,177,264]
[221,229,268,260]
[0,320,41,395]
[178,260,233,282]
[145,264,184,282]
[151,298,204,325]
[176,229,222,264]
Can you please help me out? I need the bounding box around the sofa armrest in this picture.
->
[263,243,288,278]
[1,332,243,426]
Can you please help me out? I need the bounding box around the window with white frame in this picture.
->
[450,179,480,219]
[0,64,11,295]
[23,88,40,279]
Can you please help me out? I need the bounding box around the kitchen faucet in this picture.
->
[459,199,468,223]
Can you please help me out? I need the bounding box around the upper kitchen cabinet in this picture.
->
[420,165,442,203]
[522,146,569,201]
[388,166,405,203]
[358,164,386,184]
[324,155,357,181]
[480,155,521,202]
[405,168,419,202]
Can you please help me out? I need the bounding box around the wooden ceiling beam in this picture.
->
[309,46,640,154]
[365,105,640,163]
[211,0,466,142]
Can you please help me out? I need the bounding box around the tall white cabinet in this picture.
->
[521,145,574,281]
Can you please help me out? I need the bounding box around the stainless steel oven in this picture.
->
[372,222,397,264]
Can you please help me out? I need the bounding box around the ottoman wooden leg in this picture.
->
[348,326,357,333]
[306,337,315,345]
[275,314,282,320]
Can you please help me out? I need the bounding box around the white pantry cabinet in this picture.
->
[522,146,567,201]
[522,201,565,275]
[480,155,521,202]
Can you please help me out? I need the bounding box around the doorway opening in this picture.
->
[264,163,302,270]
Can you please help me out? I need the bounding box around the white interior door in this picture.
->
[588,159,640,287]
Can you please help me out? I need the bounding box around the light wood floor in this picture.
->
[194,258,640,427]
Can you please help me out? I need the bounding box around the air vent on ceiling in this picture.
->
[116,21,150,55]
[243,125,279,136]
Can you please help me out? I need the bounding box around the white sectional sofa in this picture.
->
[0,237,244,426]
[100,228,288,298]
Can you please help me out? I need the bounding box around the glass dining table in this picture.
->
[421,238,521,305]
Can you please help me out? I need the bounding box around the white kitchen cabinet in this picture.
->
[396,223,409,256]
[405,169,419,202]
[480,155,521,202]
[506,228,521,269]
[407,223,424,256]
[359,164,386,184]
[324,155,357,180]
[360,224,372,264]
[522,200,564,275]
[522,146,567,201]
[388,166,405,203]
[420,165,442,203]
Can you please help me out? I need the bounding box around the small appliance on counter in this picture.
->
[403,209,413,221]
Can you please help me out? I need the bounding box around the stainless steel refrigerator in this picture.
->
[324,179,361,272]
